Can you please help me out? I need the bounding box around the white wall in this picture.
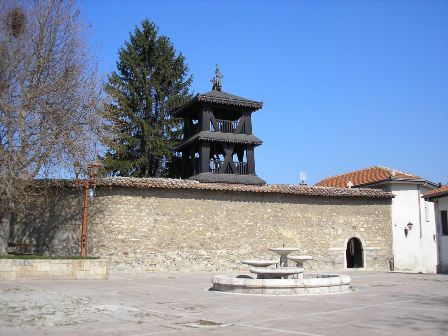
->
[390,184,437,273]
[434,197,448,272]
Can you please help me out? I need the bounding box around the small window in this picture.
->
[442,210,448,235]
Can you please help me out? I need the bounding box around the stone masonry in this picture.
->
[10,180,393,273]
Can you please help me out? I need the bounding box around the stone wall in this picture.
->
[11,186,393,273]
[9,189,82,257]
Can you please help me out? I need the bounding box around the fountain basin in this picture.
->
[212,274,351,295]
[288,255,313,262]
[241,259,278,267]
[268,247,300,256]
[250,267,304,279]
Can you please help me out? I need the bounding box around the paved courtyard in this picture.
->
[0,271,447,335]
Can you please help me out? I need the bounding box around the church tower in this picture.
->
[174,65,265,185]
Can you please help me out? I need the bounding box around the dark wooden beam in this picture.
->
[181,149,188,178]
[219,144,236,174]
[237,147,244,162]
[200,142,210,173]
[244,113,252,135]
[210,113,219,132]
[200,105,212,131]
[247,145,255,174]
[235,114,245,134]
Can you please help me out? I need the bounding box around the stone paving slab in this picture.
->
[0,271,447,335]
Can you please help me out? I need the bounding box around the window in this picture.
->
[442,210,448,235]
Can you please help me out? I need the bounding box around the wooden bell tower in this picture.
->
[173,65,265,185]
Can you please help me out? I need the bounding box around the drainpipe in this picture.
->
[434,199,441,273]
[417,185,424,272]
[417,185,423,239]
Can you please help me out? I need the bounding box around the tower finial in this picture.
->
[211,64,223,91]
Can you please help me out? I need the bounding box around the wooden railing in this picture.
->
[213,119,240,133]
[234,161,248,175]
[193,158,200,175]
[210,160,248,175]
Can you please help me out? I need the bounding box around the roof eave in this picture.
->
[197,96,262,110]
[172,95,199,117]
[423,191,448,201]
[355,178,436,188]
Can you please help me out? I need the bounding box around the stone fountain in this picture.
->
[212,247,351,295]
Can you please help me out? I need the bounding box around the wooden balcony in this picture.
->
[210,160,248,175]
[193,159,249,175]
[213,119,240,133]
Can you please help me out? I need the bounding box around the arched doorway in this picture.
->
[346,237,364,268]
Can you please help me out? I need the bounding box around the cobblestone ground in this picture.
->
[0,271,447,335]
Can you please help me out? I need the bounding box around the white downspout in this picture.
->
[417,185,424,272]
[418,185,423,239]
[434,200,441,273]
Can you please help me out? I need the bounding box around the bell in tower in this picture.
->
[173,66,265,185]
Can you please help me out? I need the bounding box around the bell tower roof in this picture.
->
[173,65,262,117]
[174,90,262,117]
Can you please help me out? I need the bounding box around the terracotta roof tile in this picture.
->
[81,177,392,199]
[423,185,448,199]
[315,166,423,188]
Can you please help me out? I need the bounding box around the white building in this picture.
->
[423,185,448,273]
[316,166,439,273]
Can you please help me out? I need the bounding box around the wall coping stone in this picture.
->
[40,177,393,199]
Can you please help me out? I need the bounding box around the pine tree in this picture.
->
[103,20,192,177]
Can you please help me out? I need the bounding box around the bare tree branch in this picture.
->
[0,0,103,253]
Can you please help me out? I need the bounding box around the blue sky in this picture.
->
[81,0,448,185]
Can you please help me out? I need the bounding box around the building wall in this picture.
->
[390,184,437,273]
[434,197,448,272]
[11,187,393,273]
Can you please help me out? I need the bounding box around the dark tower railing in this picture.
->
[234,161,248,175]
[213,119,240,133]
[210,160,248,175]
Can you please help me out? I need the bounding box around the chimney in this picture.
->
[299,171,307,186]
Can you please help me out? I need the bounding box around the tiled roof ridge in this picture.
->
[423,184,448,199]
[317,165,419,185]
[317,166,385,182]
[36,177,393,198]
[375,165,416,177]
[85,177,393,199]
